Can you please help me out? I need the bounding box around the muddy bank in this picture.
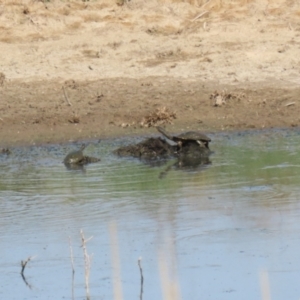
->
[0,77,299,146]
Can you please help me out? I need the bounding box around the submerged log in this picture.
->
[113,137,176,160]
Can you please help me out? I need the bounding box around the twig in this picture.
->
[63,86,72,106]
[200,0,212,10]
[80,229,93,300]
[20,256,35,289]
[191,11,209,22]
[21,256,34,275]
[69,236,75,300]
[138,257,144,300]
[69,236,75,275]
[285,102,295,107]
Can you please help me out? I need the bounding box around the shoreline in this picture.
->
[1,77,299,147]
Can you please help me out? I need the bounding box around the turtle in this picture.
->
[156,126,211,150]
[63,144,101,166]
[63,144,86,165]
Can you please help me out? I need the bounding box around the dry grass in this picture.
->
[81,12,103,23]
[68,115,80,124]
[140,107,177,128]
[66,21,82,30]
[210,90,246,107]
[0,0,299,43]
[81,49,100,58]
[0,72,6,86]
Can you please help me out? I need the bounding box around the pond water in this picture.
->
[1,129,300,300]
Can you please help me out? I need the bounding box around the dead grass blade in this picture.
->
[210,89,246,106]
[141,107,176,128]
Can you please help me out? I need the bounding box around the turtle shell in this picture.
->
[176,131,211,143]
[156,126,211,149]
[63,144,86,165]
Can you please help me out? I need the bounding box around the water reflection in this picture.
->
[1,129,300,300]
[159,155,211,179]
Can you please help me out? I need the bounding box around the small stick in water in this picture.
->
[80,229,93,300]
[69,236,75,300]
[138,257,144,300]
[69,236,75,275]
[21,256,34,276]
[20,256,35,289]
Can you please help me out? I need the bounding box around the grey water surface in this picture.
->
[1,129,300,300]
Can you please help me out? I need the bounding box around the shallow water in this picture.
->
[1,129,300,300]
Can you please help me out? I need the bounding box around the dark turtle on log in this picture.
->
[156,126,211,150]
[63,144,100,166]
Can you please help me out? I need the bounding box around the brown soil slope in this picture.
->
[0,0,300,145]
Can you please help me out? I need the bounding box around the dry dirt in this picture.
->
[0,0,300,146]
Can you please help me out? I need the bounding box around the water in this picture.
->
[1,129,300,300]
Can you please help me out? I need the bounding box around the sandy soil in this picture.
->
[0,0,300,146]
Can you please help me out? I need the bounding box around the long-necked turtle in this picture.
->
[156,126,211,150]
[63,144,86,165]
[63,144,101,166]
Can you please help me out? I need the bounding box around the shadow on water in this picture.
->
[1,128,300,299]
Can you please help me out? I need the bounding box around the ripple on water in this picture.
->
[1,129,300,300]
